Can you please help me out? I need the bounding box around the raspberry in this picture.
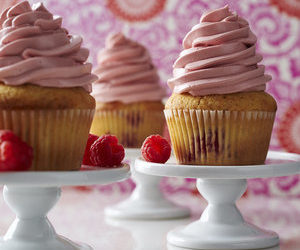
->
[90,135,125,167]
[141,135,171,163]
[82,134,99,165]
[0,130,33,171]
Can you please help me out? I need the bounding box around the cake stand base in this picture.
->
[0,235,92,250]
[169,222,278,250]
[105,194,189,220]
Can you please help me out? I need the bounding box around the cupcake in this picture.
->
[165,6,277,165]
[91,32,166,148]
[0,1,97,171]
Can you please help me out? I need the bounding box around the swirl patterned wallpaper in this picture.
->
[3,0,300,196]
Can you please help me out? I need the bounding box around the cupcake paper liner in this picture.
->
[91,109,164,148]
[0,109,94,171]
[164,109,276,165]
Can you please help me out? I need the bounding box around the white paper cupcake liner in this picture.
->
[164,109,276,165]
[0,109,94,171]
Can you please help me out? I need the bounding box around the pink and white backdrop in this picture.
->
[4,0,300,196]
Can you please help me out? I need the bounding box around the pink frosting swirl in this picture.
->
[92,32,166,103]
[168,5,271,96]
[0,1,97,92]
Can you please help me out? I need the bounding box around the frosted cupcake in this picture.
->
[0,1,97,171]
[165,6,277,165]
[91,32,166,148]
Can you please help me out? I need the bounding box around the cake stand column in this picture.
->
[0,186,92,250]
[131,168,166,201]
[168,178,279,249]
[105,149,190,219]
[106,166,190,219]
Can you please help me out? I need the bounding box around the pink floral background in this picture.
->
[18,0,300,196]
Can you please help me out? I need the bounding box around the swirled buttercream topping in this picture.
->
[92,32,166,103]
[0,1,97,92]
[167,5,271,96]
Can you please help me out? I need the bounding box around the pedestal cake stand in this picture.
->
[135,151,300,249]
[0,164,130,250]
[105,149,190,219]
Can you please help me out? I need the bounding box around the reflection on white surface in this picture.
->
[167,243,281,250]
[105,216,281,250]
[105,218,191,250]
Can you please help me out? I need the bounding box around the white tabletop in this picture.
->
[7,189,292,250]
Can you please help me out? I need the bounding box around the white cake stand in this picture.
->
[105,149,190,219]
[0,164,130,250]
[135,151,300,250]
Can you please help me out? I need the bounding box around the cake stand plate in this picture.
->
[105,149,190,220]
[135,151,300,249]
[0,164,130,250]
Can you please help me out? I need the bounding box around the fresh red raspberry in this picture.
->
[0,130,33,171]
[90,135,125,167]
[141,135,171,163]
[82,134,99,165]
